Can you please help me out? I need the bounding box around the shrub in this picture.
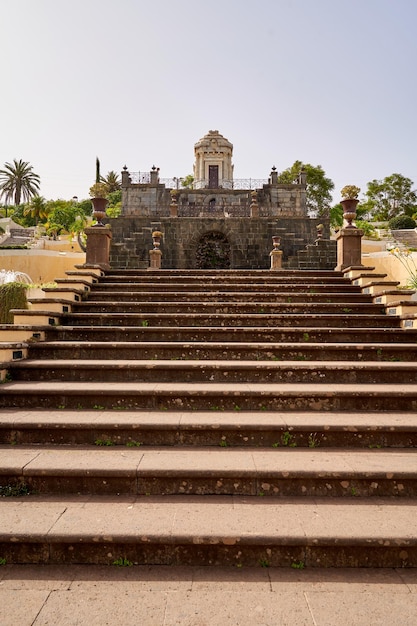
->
[355,220,377,238]
[389,215,416,230]
[0,283,28,323]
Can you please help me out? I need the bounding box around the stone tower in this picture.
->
[193,130,234,189]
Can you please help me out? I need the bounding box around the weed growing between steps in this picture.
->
[0,558,7,565]
[112,557,133,567]
[0,481,30,497]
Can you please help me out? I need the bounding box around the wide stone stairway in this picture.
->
[1,268,417,568]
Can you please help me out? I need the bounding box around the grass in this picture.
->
[308,433,320,448]
[126,440,142,447]
[112,557,133,567]
[94,439,115,446]
[0,557,7,566]
[291,561,305,570]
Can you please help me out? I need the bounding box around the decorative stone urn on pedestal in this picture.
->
[340,185,361,229]
[335,185,363,270]
[89,183,109,226]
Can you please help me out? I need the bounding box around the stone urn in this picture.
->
[91,197,109,226]
[152,231,163,249]
[340,198,359,229]
[272,235,281,250]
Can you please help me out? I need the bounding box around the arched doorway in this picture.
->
[195,231,231,269]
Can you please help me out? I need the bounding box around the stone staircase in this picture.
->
[1,268,417,568]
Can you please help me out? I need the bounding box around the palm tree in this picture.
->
[100,170,121,193]
[24,195,49,225]
[0,159,41,206]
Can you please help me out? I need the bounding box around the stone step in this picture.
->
[27,340,417,361]
[105,269,343,279]
[8,359,417,384]
[50,325,417,343]
[100,276,351,286]
[0,409,415,448]
[1,381,417,411]
[2,495,416,567]
[62,313,400,328]
[71,301,384,316]
[90,282,363,294]
[1,445,416,497]
[87,290,372,303]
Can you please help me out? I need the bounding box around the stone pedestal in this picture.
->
[148,249,162,270]
[335,228,364,271]
[84,226,112,270]
[270,249,283,270]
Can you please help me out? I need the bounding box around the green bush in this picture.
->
[389,215,416,230]
[355,220,377,238]
[0,283,28,323]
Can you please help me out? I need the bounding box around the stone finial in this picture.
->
[250,190,259,218]
[121,167,131,188]
[170,190,178,218]
[150,167,160,185]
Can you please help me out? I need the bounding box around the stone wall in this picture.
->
[121,183,306,219]
[108,216,325,270]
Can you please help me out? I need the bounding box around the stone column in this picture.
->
[335,197,364,270]
[149,249,162,270]
[335,228,364,270]
[84,226,112,270]
[170,191,178,217]
[250,191,259,218]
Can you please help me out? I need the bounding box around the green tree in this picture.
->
[100,170,121,193]
[106,190,122,218]
[181,174,194,189]
[277,161,334,217]
[44,199,87,238]
[24,196,49,225]
[7,203,35,227]
[361,173,417,221]
[0,159,41,206]
[330,203,343,229]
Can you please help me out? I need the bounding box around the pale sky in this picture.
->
[1,0,416,203]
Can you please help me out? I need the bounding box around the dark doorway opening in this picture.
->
[196,232,231,269]
[208,165,219,189]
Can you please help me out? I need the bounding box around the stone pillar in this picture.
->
[121,166,131,188]
[84,226,112,270]
[150,166,160,185]
[250,191,259,218]
[149,249,162,270]
[270,166,278,185]
[170,191,178,217]
[335,228,364,270]
[335,196,363,270]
